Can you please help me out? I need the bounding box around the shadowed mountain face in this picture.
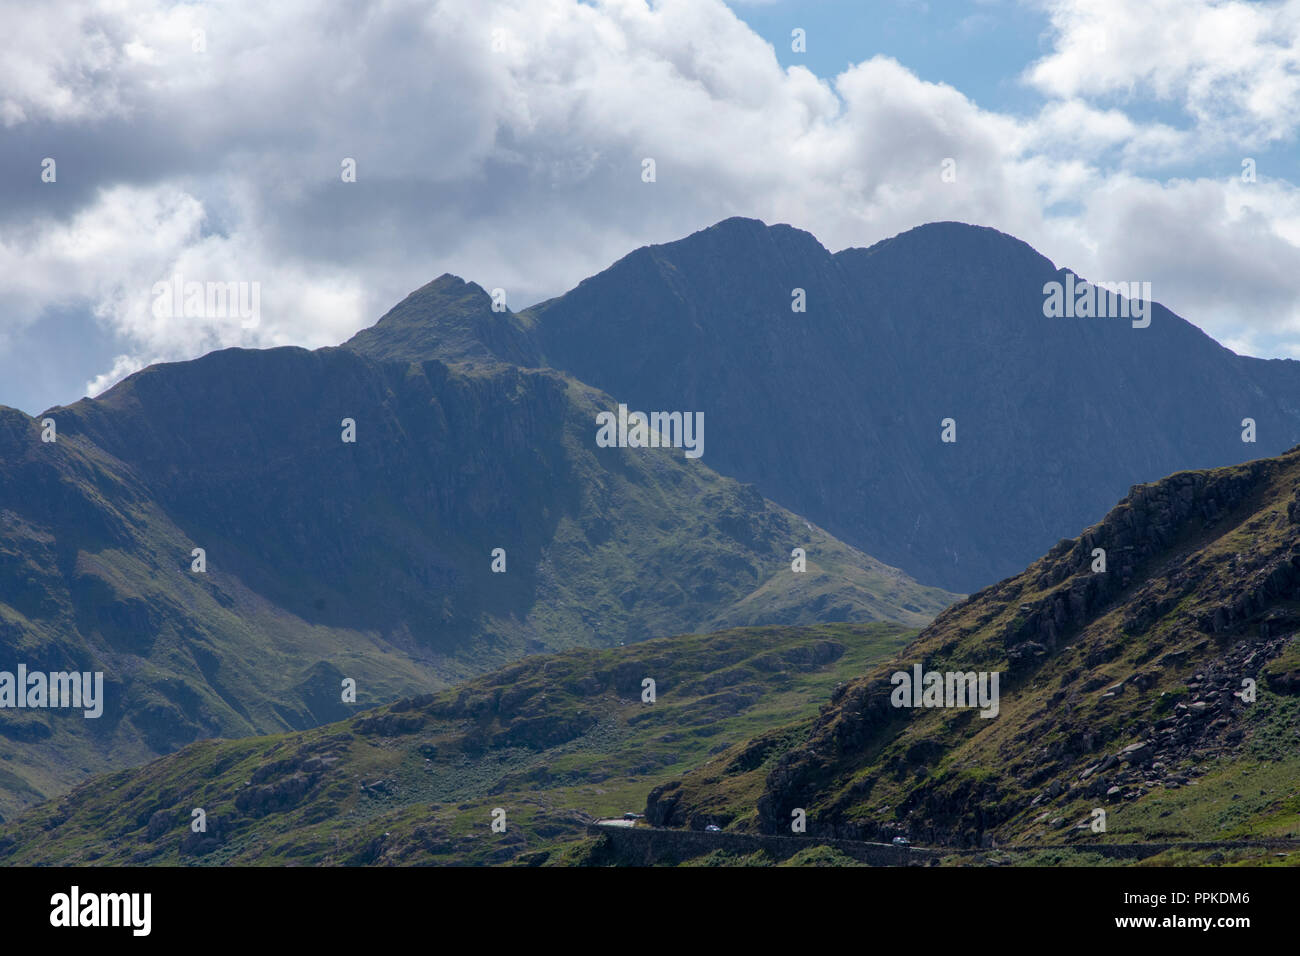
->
[348,218,1300,593]
[0,337,951,819]
[645,446,1300,854]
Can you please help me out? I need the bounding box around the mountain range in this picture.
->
[6,446,1300,866]
[0,277,950,818]
[369,216,1300,593]
[4,214,1299,835]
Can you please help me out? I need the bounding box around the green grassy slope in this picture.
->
[645,448,1300,866]
[0,622,912,865]
[0,346,953,822]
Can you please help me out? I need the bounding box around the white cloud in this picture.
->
[1,0,1299,408]
[1026,0,1300,146]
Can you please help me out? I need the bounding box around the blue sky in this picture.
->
[729,0,1300,181]
[732,0,1051,110]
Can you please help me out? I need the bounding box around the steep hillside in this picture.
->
[348,218,1300,592]
[645,446,1300,863]
[0,622,911,865]
[0,346,949,820]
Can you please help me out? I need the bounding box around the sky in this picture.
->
[2,0,1300,415]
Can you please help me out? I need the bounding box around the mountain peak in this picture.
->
[843,219,1057,273]
[383,273,491,317]
[679,215,830,256]
[702,215,770,232]
[344,273,538,366]
[417,272,483,296]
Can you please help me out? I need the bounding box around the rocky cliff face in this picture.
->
[647,446,1300,848]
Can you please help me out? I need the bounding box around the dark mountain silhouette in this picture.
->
[351,217,1300,592]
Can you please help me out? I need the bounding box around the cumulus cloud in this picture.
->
[1026,0,1300,146]
[1,0,1299,412]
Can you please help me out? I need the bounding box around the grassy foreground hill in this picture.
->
[645,448,1300,865]
[9,450,1300,867]
[0,622,911,865]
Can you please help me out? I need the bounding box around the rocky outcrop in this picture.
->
[651,448,1300,848]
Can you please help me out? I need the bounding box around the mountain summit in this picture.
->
[348,217,1300,592]
[346,274,538,367]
